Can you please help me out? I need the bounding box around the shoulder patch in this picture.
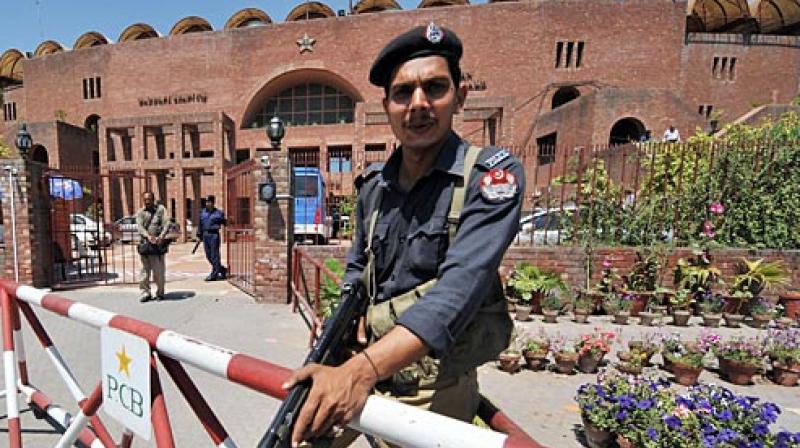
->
[483,149,511,169]
[479,168,518,203]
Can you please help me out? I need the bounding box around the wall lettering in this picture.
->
[138,93,208,107]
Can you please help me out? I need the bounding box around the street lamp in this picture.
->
[15,124,32,159]
[266,116,285,149]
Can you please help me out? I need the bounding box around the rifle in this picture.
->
[191,230,203,255]
[258,283,367,448]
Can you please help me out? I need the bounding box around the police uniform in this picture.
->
[199,197,227,280]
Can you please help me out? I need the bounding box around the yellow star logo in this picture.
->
[116,345,133,378]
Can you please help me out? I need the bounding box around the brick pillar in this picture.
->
[1,159,53,286]
[253,151,293,303]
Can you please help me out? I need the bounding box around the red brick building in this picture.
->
[1,0,798,238]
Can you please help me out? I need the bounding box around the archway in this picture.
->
[31,145,49,165]
[85,114,101,133]
[551,86,580,109]
[609,118,645,145]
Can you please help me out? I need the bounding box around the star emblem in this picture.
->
[296,33,316,54]
[116,345,133,378]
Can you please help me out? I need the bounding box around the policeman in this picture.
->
[283,23,538,448]
[198,195,227,281]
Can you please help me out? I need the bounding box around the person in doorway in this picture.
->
[198,195,227,281]
[282,23,541,447]
[662,125,681,143]
[136,192,170,302]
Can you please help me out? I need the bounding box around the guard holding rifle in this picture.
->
[272,23,539,448]
[197,195,227,281]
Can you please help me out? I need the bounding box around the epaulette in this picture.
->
[479,148,512,169]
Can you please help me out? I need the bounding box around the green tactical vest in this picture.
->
[360,145,513,395]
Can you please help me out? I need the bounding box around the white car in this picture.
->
[517,206,578,245]
[70,213,111,247]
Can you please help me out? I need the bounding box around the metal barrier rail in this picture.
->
[0,280,543,448]
[290,245,339,346]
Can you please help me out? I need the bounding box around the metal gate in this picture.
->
[225,159,258,295]
[43,168,148,288]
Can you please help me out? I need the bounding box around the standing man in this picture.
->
[136,192,170,303]
[198,195,227,281]
[282,23,540,447]
[663,125,681,142]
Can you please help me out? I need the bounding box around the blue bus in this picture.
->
[293,167,327,244]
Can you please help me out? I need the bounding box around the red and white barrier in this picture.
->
[1,281,543,448]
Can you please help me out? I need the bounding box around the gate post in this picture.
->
[253,151,293,303]
[1,159,52,287]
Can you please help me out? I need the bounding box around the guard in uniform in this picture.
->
[283,24,538,448]
[198,195,227,281]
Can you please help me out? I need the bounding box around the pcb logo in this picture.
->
[101,327,152,440]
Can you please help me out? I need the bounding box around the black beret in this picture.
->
[369,22,463,88]
[206,195,216,202]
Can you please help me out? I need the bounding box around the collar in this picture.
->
[379,132,467,190]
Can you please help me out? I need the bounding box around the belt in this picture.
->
[204,229,220,235]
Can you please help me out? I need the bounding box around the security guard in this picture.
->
[198,195,227,281]
[283,23,535,447]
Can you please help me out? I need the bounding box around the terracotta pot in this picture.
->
[554,352,578,374]
[498,351,521,373]
[702,313,722,328]
[672,361,703,386]
[514,304,532,322]
[724,313,744,328]
[751,313,771,329]
[672,310,691,327]
[638,311,659,326]
[771,363,800,387]
[581,416,613,448]
[663,356,674,373]
[720,294,749,315]
[543,309,559,323]
[574,310,590,324]
[531,291,544,315]
[719,357,760,385]
[613,312,630,325]
[523,350,549,371]
[617,362,642,376]
[779,292,800,320]
[578,352,604,373]
[624,291,652,317]
[506,298,517,313]
[616,434,634,448]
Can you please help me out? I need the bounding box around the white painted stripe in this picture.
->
[156,330,236,377]
[13,329,25,362]
[56,409,90,448]
[3,351,19,419]
[18,384,104,448]
[15,285,48,306]
[46,346,86,402]
[350,395,507,448]
[67,303,117,328]
[218,436,238,448]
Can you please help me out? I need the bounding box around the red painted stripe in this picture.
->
[226,354,292,400]
[159,355,228,445]
[479,397,544,448]
[109,315,164,347]
[150,355,176,448]
[29,388,103,447]
[2,289,16,351]
[7,418,22,448]
[17,301,53,347]
[17,360,28,385]
[41,294,75,317]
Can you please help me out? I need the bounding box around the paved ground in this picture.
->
[1,243,799,446]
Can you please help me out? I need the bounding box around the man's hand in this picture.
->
[283,354,377,447]
[148,235,158,244]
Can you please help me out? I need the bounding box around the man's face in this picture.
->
[382,56,466,153]
[143,194,154,208]
[205,200,215,211]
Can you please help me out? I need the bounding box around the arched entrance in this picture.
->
[84,114,101,133]
[609,118,645,145]
[31,145,49,165]
[551,86,580,109]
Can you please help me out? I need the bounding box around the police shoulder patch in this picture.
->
[483,149,511,169]
[479,168,518,203]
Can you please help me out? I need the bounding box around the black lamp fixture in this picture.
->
[15,124,32,159]
[266,116,285,149]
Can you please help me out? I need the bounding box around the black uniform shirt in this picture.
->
[344,132,524,358]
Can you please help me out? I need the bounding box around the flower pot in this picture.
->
[721,294,749,316]
[506,297,517,313]
[672,310,691,327]
[523,350,549,371]
[724,313,744,328]
[613,312,630,325]
[498,351,521,373]
[779,292,800,320]
[573,310,590,324]
[702,313,722,328]
[751,313,771,329]
[638,311,659,326]
[554,352,578,374]
[542,309,559,323]
[581,416,613,448]
[719,358,760,385]
[617,362,642,376]
[625,291,652,317]
[578,353,604,374]
[531,291,544,315]
[771,363,799,387]
[514,304,533,322]
[776,317,797,329]
[616,434,634,448]
[672,361,703,386]
[663,356,674,373]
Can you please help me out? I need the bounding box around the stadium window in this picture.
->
[254,82,355,128]
[82,77,102,99]
[555,41,564,68]
[3,102,17,121]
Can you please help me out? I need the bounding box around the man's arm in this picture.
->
[158,206,171,239]
[135,210,149,239]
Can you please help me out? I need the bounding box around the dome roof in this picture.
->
[34,40,65,57]
[750,0,800,33]
[687,0,755,31]
[418,0,470,8]
[0,49,24,82]
[225,8,273,29]
[74,31,110,50]
[169,16,213,36]
[286,2,336,21]
[353,0,402,14]
[119,23,159,42]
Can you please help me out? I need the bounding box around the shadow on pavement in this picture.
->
[162,290,197,301]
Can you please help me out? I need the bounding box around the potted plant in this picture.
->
[521,329,550,371]
[669,289,694,327]
[765,328,800,387]
[714,337,765,385]
[697,291,724,327]
[722,290,749,328]
[497,348,522,373]
[572,291,594,324]
[628,334,659,366]
[575,329,615,373]
[541,291,562,323]
[506,262,567,319]
[666,347,705,386]
[750,298,783,329]
[603,292,632,325]
[616,349,647,376]
[621,247,665,316]
[552,336,578,374]
[674,249,723,305]
[575,377,623,448]
[638,299,662,327]
[726,258,789,317]
[779,291,800,321]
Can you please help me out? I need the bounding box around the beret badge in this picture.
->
[425,22,444,44]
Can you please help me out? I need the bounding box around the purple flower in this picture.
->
[637,399,654,410]
[718,429,739,442]
[615,410,629,421]
[702,220,715,238]
[709,202,725,215]
[647,427,658,441]
[602,258,612,269]
[754,422,769,436]
[714,409,733,422]
[664,415,682,430]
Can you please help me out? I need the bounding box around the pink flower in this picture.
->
[709,202,725,215]
[602,258,612,269]
[702,220,715,238]
[673,405,691,418]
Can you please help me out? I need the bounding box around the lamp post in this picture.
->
[7,124,31,282]
[266,116,285,149]
[15,123,32,160]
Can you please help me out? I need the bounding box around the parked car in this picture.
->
[517,205,578,245]
[70,213,111,247]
